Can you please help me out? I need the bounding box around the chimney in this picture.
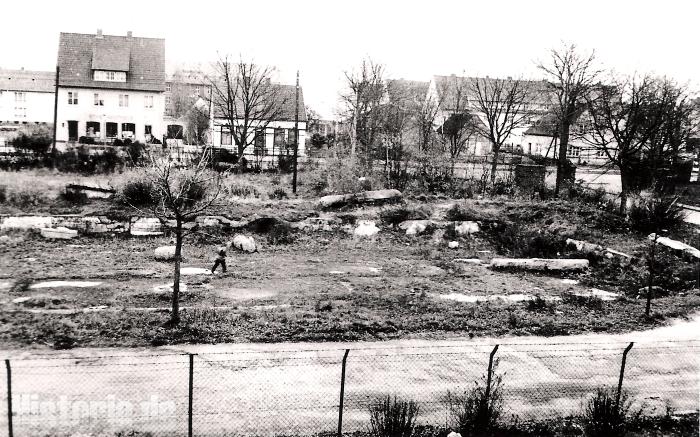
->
[127,31,132,37]
[96,29,103,38]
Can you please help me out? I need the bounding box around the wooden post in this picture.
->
[292,70,300,194]
[188,353,195,437]
[5,359,13,437]
[616,342,634,409]
[485,345,499,403]
[51,66,60,165]
[337,349,350,437]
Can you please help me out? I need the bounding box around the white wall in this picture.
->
[0,90,54,124]
[212,118,307,161]
[56,88,165,143]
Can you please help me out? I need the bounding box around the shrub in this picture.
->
[61,189,89,205]
[368,395,420,437]
[582,388,633,437]
[526,295,554,312]
[380,205,432,229]
[561,293,604,310]
[267,221,296,245]
[119,179,155,207]
[269,187,288,200]
[445,204,483,222]
[486,223,564,258]
[447,361,504,436]
[225,181,261,199]
[627,196,686,234]
[2,185,51,208]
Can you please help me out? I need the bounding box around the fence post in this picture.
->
[616,342,634,408]
[188,353,195,437]
[337,349,350,437]
[485,345,499,402]
[5,359,13,437]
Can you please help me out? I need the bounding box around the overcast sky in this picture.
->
[2,0,698,118]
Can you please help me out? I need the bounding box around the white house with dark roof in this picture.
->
[211,83,307,167]
[0,69,55,125]
[56,29,165,144]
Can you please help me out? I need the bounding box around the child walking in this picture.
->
[211,244,227,274]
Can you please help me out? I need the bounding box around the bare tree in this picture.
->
[341,58,385,167]
[437,77,478,177]
[586,75,673,214]
[470,76,532,183]
[209,56,286,163]
[538,43,601,193]
[125,149,222,324]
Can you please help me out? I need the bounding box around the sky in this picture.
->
[2,0,698,118]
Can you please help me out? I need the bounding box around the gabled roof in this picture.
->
[0,69,55,93]
[212,83,306,123]
[386,79,429,105]
[524,112,559,136]
[433,75,554,110]
[57,32,165,92]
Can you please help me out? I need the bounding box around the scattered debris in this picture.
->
[448,241,459,249]
[439,292,561,304]
[490,258,589,272]
[153,283,189,293]
[605,248,634,259]
[65,183,115,199]
[561,279,580,285]
[571,288,621,301]
[154,246,177,261]
[399,220,432,236]
[30,281,102,289]
[454,221,479,236]
[566,238,603,254]
[319,189,402,209]
[232,234,257,253]
[454,258,482,264]
[180,267,212,276]
[40,227,78,240]
[354,220,380,237]
[1,216,54,231]
[649,234,700,259]
[12,297,32,304]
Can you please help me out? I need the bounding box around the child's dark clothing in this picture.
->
[211,247,227,273]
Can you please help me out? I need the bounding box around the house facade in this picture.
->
[56,30,166,145]
[0,69,55,145]
[211,84,307,168]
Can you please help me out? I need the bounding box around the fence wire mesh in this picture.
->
[1,340,698,436]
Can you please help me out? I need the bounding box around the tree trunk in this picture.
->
[171,220,183,324]
[555,120,571,195]
[619,167,630,216]
[490,144,500,184]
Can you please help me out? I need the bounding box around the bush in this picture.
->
[119,179,155,207]
[1,184,51,208]
[447,361,504,436]
[445,204,486,222]
[303,157,374,195]
[269,187,288,200]
[368,396,420,437]
[582,388,633,437]
[61,189,89,205]
[225,181,261,199]
[380,205,432,229]
[627,196,686,234]
[486,223,564,258]
[266,221,296,245]
[526,295,554,312]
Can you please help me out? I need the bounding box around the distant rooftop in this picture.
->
[0,69,55,93]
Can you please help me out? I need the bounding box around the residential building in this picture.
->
[164,69,212,144]
[0,69,55,144]
[425,74,556,155]
[56,30,165,144]
[211,84,307,168]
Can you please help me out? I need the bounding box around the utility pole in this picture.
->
[292,70,299,194]
[51,66,60,166]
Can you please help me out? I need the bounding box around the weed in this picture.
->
[562,294,604,310]
[582,387,633,437]
[447,361,504,436]
[526,295,554,312]
[269,187,288,200]
[368,395,420,437]
[627,195,686,234]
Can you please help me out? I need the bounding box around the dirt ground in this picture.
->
[1,196,699,349]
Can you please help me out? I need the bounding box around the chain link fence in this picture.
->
[1,339,698,436]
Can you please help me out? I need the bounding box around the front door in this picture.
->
[67,121,78,142]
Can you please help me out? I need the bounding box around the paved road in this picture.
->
[1,314,698,437]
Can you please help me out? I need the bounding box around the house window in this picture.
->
[121,123,136,138]
[165,96,171,106]
[167,125,184,140]
[68,91,78,105]
[119,94,129,107]
[14,92,25,103]
[106,122,118,138]
[86,121,100,137]
[286,129,297,145]
[567,145,581,157]
[221,128,232,146]
[596,149,606,158]
[166,84,171,92]
[93,70,126,82]
[144,95,153,109]
[194,87,200,96]
[273,128,285,148]
[94,93,104,106]
[254,129,265,155]
[145,125,152,135]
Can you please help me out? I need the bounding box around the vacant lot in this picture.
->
[1,191,699,349]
